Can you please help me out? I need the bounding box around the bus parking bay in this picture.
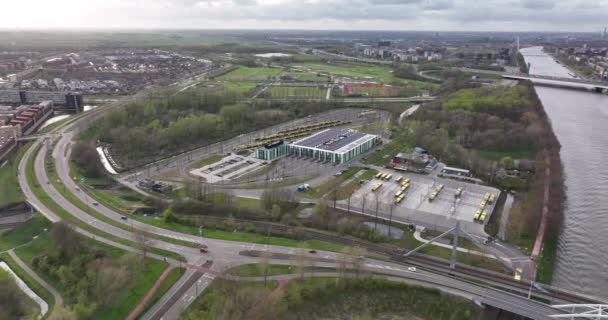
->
[342,171,501,237]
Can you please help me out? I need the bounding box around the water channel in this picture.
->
[521,46,608,298]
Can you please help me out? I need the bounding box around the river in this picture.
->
[521,47,608,298]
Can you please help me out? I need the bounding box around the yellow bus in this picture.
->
[385,174,392,181]
[429,191,438,201]
[401,184,410,192]
[395,190,404,198]
[375,172,383,179]
[455,187,463,198]
[395,176,403,183]
[372,183,383,192]
[380,173,388,179]
[474,210,482,221]
[480,210,487,221]
[395,195,405,204]
[488,193,496,204]
[404,178,411,184]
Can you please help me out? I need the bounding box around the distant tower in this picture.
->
[517,36,520,52]
[603,27,607,41]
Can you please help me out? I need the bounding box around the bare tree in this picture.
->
[258,250,272,286]
[374,192,380,231]
[331,189,338,209]
[293,247,311,280]
[388,203,395,239]
[361,194,367,215]
[346,192,352,214]
[132,227,155,261]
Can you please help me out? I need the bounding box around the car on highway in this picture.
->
[308,250,317,254]
[120,216,128,220]
[407,266,417,272]
[200,247,208,253]
[92,201,99,206]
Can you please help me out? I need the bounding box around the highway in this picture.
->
[13,87,593,320]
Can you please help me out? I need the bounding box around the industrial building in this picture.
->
[255,128,379,164]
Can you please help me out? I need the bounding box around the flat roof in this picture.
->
[292,128,376,153]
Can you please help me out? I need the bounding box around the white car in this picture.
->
[407,267,417,272]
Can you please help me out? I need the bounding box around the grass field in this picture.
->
[300,167,363,198]
[182,277,480,320]
[267,86,327,98]
[24,144,184,261]
[336,169,378,200]
[45,158,198,249]
[13,231,171,320]
[476,148,535,161]
[131,214,348,252]
[395,229,508,272]
[292,62,438,90]
[0,144,28,207]
[136,267,185,319]
[0,214,51,252]
[217,66,283,82]
[364,140,411,166]
[280,71,329,82]
[88,187,146,213]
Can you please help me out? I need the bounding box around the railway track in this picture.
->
[193,215,603,304]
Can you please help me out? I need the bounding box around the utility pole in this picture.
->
[450,221,460,269]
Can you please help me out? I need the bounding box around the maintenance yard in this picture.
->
[190,154,267,183]
[338,170,500,236]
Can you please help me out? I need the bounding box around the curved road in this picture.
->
[16,109,575,320]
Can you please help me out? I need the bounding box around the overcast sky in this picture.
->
[2,0,607,32]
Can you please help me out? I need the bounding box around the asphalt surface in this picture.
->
[14,93,575,320]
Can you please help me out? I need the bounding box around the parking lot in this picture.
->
[338,169,501,236]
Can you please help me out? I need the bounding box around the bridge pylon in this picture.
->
[550,304,608,319]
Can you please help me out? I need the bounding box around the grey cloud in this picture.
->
[7,0,608,31]
[521,0,555,9]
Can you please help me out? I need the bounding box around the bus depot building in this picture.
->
[255,128,379,164]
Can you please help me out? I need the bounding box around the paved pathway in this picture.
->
[0,261,48,319]
[498,193,514,240]
[414,227,500,259]
[127,265,176,320]
[8,249,63,307]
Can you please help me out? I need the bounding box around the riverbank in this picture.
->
[525,82,565,284]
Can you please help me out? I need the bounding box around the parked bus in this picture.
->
[372,183,383,192]
[395,195,405,204]
[455,187,463,198]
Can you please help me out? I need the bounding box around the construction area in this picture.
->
[338,170,501,236]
